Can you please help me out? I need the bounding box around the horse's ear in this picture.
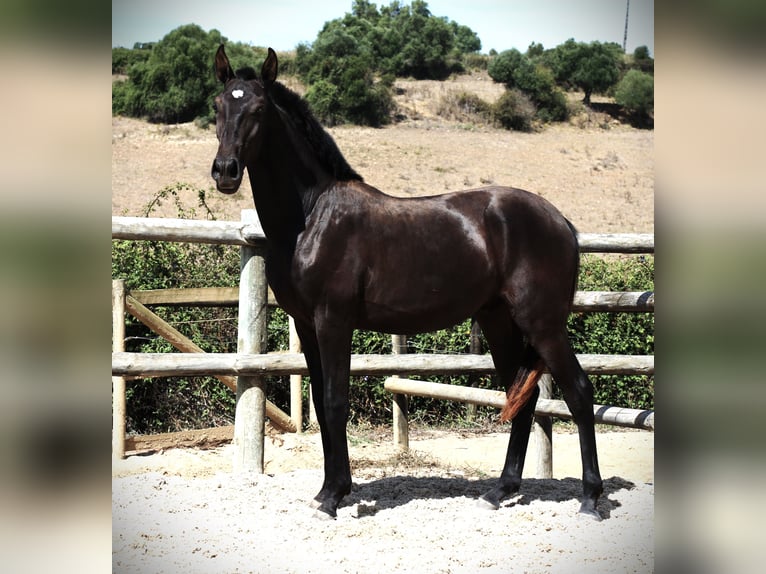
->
[215,44,235,83]
[261,48,278,87]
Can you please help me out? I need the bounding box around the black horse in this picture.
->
[211,46,603,520]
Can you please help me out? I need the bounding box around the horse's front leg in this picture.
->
[309,312,353,519]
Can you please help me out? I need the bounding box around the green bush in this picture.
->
[112,186,241,434]
[513,62,568,122]
[112,46,150,75]
[296,0,482,126]
[491,89,536,132]
[112,25,269,124]
[487,49,525,87]
[487,50,567,123]
[614,69,654,117]
[568,255,654,410]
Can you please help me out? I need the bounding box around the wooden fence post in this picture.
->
[534,374,553,478]
[466,320,482,421]
[391,334,409,450]
[288,316,303,433]
[112,279,127,459]
[234,210,269,473]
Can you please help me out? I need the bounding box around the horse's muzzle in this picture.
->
[211,157,242,193]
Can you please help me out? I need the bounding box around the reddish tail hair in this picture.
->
[499,359,546,422]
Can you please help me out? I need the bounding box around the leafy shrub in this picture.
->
[513,62,568,122]
[491,89,536,132]
[112,25,268,124]
[112,186,242,434]
[567,255,654,410]
[487,49,525,87]
[296,0,481,125]
[112,46,150,75]
[488,50,567,123]
[614,69,654,117]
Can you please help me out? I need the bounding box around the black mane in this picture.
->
[266,81,363,183]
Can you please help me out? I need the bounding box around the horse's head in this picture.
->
[211,45,278,194]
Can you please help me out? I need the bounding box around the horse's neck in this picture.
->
[247,116,331,249]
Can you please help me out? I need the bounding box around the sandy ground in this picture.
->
[113,427,653,573]
[112,74,654,572]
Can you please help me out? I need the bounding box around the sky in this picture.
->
[112,0,654,56]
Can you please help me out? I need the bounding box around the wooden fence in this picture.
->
[112,211,654,476]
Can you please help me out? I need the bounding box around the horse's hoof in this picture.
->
[312,507,337,520]
[477,496,500,511]
[309,498,321,510]
[577,506,603,522]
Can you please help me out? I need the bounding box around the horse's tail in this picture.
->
[499,350,546,423]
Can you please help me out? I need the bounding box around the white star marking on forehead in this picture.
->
[232,89,244,99]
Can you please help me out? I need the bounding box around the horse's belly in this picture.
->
[358,274,491,334]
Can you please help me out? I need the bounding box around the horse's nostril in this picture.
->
[212,158,239,181]
[226,159,239,179]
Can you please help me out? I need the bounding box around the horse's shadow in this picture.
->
[340,475,638,520]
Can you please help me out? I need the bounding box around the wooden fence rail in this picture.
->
[129,286,654,313]
[383,378,654,431]
[112,215,654,253]
[112,213,654,476]
[112,351,654,378]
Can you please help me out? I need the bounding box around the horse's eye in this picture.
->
[212,102,219,113]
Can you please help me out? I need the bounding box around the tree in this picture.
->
[513,60,567,122]
[487,49,525,87]
[526,42,544,59]
[452,21,481,54]
[296,1,482,124]
[614,69,653,117]
[633,45,651,60]
[548,39,622,104]
[300,22,393,126]
[488,49,567,123]
[112,24,260,123]
[631,45,654,75]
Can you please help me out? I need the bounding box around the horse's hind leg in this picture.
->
[474,306,539,509]
[532,329,604,520]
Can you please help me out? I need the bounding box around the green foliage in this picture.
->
[628,45,654,76]
[488,49,567,123]
[513,61,568,122]
[567,255,655,410]
[112,185,242,434]
[487,49,525,86]
[614,69,654,117]
[304,54,395,127]
[112,25,267,124]
[296,0,481,126]
[546,39,623,104]
[111,46,150,74]
[633,45,651,60]
[491,89,536,132]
